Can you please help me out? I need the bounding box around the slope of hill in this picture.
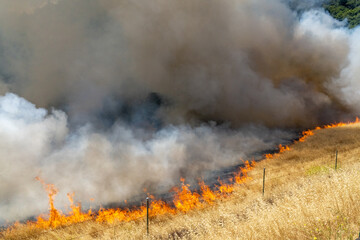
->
[3,122,360,239]
[324,0,360,28]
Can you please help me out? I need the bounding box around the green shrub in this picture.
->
[306,165,331,176]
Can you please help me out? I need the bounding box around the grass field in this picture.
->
[3,123,360,239]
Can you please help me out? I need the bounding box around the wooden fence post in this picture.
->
[335,150,338,170]
[146,197,149,235]
[262,168,266,197]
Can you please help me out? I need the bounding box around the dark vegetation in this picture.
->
[324,0,360,28]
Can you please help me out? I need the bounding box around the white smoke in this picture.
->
[327,27,360,111]
[0,93,294,223]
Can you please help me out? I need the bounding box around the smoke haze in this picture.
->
[1,0,360,223]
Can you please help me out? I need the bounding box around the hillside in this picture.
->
[324,0,360,28]
[3,121,360,239]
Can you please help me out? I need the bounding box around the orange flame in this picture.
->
[172,178,202,212]
[217,179,234,195]
[265,117,360,160]
[7,118,360,232]
[298,130,314,142]
[32,177,92,229]
[16,160,255,230]
[198,181,216,204]
[234,160,255,184]
[265,144,290,159]
[323,117,359,128]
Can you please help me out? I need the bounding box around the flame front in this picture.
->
[265,118,360,160]
[17,161,255,230]
[5,118,359,232]
[30,177,93,229]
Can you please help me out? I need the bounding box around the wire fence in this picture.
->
[3,150,350,240]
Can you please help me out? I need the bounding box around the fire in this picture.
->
[278,144,290,153]
[31,177,92,229]
[298,130,314,142]
[96,206,146,223]
[199,181,217,204]
[234,160,255,184]
[5,118,360,233]
[149,197,176,216]
[172,178,202,212]
[217,179,234,194]
[10,160,255,230]
[265,118,360,159]
[324,117,360,128]
[265,144,290,159]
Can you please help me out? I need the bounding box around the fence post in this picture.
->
[262,168,266,197]
[146,197,149,235]
[335,150,338,170]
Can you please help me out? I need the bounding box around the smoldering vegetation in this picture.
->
[0,0,360,223]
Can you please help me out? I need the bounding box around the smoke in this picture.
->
[287,0,330,11]
[0,0,352,127]
[0,0,360,223]
[0,93,294,222]
[327,27,360,112]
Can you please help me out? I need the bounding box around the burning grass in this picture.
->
[2,161,255,235]
[3,119,360,239]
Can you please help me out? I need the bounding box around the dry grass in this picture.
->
[3,124,360,239]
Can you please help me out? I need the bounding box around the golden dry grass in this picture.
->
[3,123,360,239]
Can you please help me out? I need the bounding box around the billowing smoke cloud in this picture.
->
[0,93,294,222]
[0,0,352,127]
[327,27,360,111]
[0,0,360,223]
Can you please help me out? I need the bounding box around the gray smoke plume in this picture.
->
[0,93,295,223]
[0,0,351,127]
[0,0,360,224]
